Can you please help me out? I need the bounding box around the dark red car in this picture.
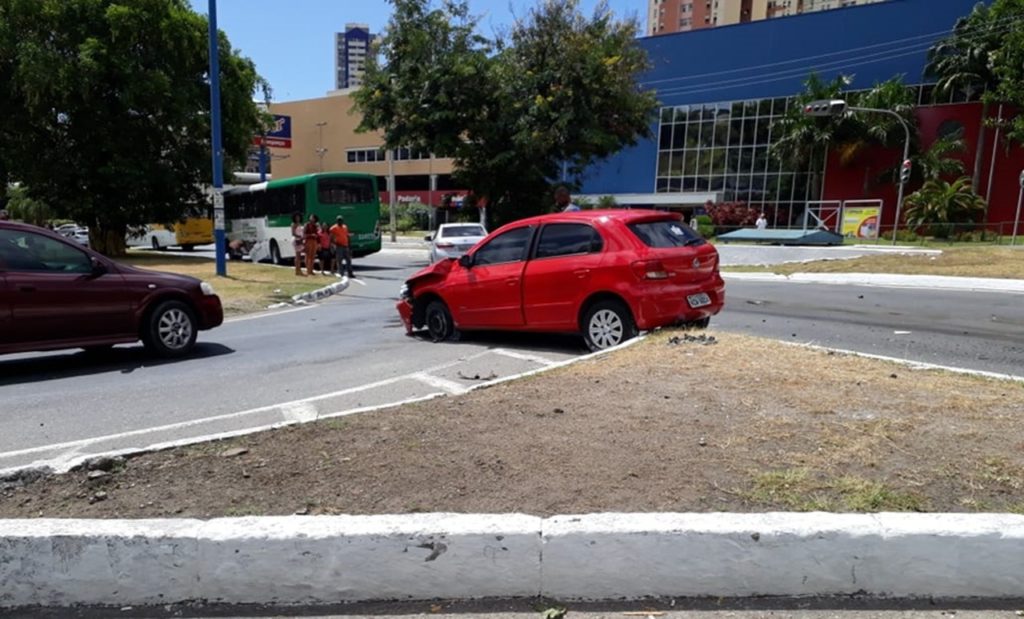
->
[0,221,223,357]
[397,210,725,351]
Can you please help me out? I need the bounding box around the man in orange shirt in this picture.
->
[329,216,354,278]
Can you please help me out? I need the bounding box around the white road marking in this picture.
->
[0,350,499,463]
[491,348,557,366]
[280,401,319,423]
[791,342,1024,383]
[224,304,319,324]
[351,278,367,286]
[412,372,470,395]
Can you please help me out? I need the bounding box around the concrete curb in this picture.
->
[290,277,350,304]
[3,512,1024,608]
[723,271,1024,294]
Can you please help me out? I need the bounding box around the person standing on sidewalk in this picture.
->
[290,212,306,276]
[303,214,320,276]
[330,216,354,278]
[317,221,332,275]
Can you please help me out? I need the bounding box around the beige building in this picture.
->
[264,92,461,205]
[647,0,886,35]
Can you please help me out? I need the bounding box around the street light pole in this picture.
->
[207,0,226,277]
[849,107,911,246]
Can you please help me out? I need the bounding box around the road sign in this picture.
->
[253,114,292,149]
[213,192,225,231]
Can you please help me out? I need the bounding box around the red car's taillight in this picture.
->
[632,259,669,280]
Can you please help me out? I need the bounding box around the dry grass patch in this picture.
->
[3,331,1023,518]
[724,245,1024,279]
[122,253,329,315]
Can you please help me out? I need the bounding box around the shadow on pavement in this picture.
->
[0,342,235,387]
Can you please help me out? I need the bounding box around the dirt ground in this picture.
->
[724,245,1024,279]
[3,331,1024,519]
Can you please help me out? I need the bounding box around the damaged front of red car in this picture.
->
[396,259,456,335]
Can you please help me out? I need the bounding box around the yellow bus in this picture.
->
[128,218,214,251]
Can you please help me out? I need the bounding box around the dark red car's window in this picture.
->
[474,226,532,265]
[535,223,602,259]
[628,220,705,248]
[0,228,92,273]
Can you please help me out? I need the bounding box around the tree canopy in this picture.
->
[353,0,657,226]
[0,0,268,254]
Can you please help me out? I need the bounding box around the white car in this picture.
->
[426,223,487,263]
[63,226,90,247]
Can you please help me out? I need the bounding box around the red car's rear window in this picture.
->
[627,220,705,248]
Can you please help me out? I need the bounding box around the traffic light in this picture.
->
[899,159,912,185]
[802,99,848,117]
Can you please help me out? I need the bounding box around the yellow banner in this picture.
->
[841,206,881,239]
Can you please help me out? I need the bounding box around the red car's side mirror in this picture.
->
[458,254,473,268]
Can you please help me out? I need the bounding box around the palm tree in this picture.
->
[917,137,968,181]
[902,176,987,229]
[925,3,1001,196]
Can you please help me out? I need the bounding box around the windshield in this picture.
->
[439,225,486,238]
[628,220,705,248]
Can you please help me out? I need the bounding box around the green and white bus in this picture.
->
[223,172,382,263]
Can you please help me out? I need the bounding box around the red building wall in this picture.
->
[821,102,1024,229]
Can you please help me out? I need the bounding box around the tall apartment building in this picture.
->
[647,0,886,35]
[335,23,374,90]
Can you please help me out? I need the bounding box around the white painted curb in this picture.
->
[291,277,350,304]
[723,271,1024,294]
[4,512,1024,608]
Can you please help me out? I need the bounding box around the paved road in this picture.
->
[717,277,1024,377]
[2,246,1022,474]
[0,248,583,473]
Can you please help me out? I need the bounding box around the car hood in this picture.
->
[112,262,203,288]
[406,258,455,288]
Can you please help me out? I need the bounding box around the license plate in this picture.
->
[687,293,711,308]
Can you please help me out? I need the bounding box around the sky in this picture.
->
[188,0,644,102]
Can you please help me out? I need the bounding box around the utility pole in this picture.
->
[387,147,397,242]
[1013,169,1024,246]
[207,0,226,277]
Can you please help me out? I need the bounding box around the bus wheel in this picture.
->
[269,241,283,265]
[151,237,162,251]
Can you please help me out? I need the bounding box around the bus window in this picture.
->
[318,177,374,205]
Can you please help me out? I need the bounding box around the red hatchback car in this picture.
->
[397,210,725,350]
[0,221,223,357]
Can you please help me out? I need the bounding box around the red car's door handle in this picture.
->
[574,269,590,278]
[18,285,36,292]
[506,277,519,286]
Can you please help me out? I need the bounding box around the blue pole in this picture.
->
[208,0,226,277]
[259,142,267,182]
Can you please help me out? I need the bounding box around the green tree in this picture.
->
[596,195,618,209]
[989,0,1024,146]
[925,2,1001,193]
[0,0,268,255]
[354,0,656,226]
[902,176,987,228]
[4,185,51,225]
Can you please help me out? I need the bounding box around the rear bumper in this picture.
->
[631,273,726,330]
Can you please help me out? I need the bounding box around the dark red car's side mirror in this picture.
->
[458,254,473,268]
